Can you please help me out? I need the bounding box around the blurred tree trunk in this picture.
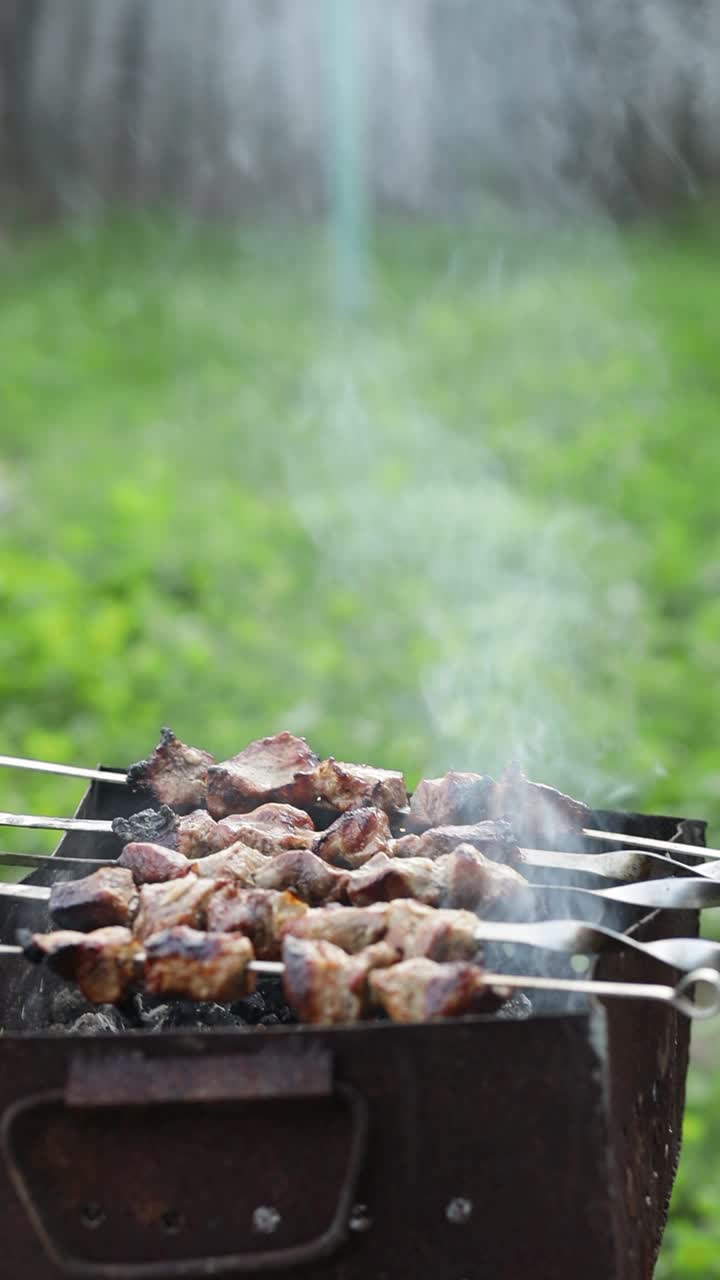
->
[0,0,717,221]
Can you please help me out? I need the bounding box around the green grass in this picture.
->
[1,212,720,1271]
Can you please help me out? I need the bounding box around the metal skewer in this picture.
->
[2,876,719,973]
[0,755,127,786]
[0,938,716,1019]
[582,827,717,860]
[0,810,715,884]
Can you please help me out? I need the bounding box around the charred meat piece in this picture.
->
[369,958,507,1023]
[384,900,482,962]
[311,758,408,817]
[206,887,307,958]
[440,845,529,913]
[144,926,256,1002]
[191,842,268,883]
[134,876,219,941]
[218,803,316,854]
[313,807,392,868]
[393,820,520,867]
[253,849,349,904]
[50,867,139,931]
[207,733,319,819]
[282,904,390,954]
[346,852,443,907]
[112,805,179,850]
[489,764,593,848]
[118,841,192,885]
[408,771,495,831]
[282,936,398,1025]
[25,927,142,1004]
[127,728,215,812]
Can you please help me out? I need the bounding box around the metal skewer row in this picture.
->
[0,810,718,884]
[0,752,718,861]
[0,937,716,1020]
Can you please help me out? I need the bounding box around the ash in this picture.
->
[47,980,297,1035]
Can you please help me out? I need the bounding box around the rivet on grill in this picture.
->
[446,1197,473,1225]
[349,1203,372,1232]
[79,1203,105,1231]
[253,1205,282,1235]
[160,1210,184,1235]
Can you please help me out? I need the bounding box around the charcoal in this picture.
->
[112,806,179,849]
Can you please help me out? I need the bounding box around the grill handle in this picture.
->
[3,1048,368,1278]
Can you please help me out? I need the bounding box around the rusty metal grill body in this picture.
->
[0,772,705,1280]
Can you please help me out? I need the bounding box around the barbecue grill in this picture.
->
[0,768,705,1280]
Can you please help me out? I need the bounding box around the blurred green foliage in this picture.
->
[1,214,720,1271]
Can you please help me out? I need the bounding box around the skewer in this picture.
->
[0,811,714,884]
[0,938,715,1019]
[0,852,110,870]
[0,755,127,785]
[1,752,715,863]
[581,827,716,860]
[2,876,719,972]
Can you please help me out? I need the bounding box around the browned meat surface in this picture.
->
[127,728,215,812]
[345,852,443,907]
[384,900,481,962]
[393,820,520,867]
[205,887,307,958]
[191,842,267,882]
[207,733,320,818]
[134,876,219,941]
[314,807,392,868]
[408,771,494,831]
[144,926,256,1001]
[282,904,390,953]
[218,803,315,854]
[118,841,192,884]
[440,845,529,912]
[311,758,408,816]
[282,937,398,1024]
[489,765,593,847]
[253,849,348,904]
[50,867,139,931]
[26,927,141,1004]
[369,958,506,1023]
[175,809,233,857]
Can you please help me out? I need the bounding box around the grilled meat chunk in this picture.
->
[206,887,307,958]
[26,926,141,1004]
[253,849,348,904]
[282,936,398,1025]
[345,852,443,907]
[50,867,139,931]
[144,926,256,1002]
[191,842,267,883]
[408,771,495,831]
[118,841,192,885]
[311,758,408,817]
[489,765,593,847]
[282,904,390,953]
[127,727,215,812]
[175,809,234,857]
[218,803,315,854]
[313,807,392,868]
[384,900,481,962]
[207,733,319,818]
[440,845,529,912]
[369,958,506,1023]
[393,820,520,867]
[134,876,219,941]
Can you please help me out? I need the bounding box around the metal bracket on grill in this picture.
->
[1,1049,368,1277]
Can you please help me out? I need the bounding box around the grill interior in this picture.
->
[0,771,705,1279]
